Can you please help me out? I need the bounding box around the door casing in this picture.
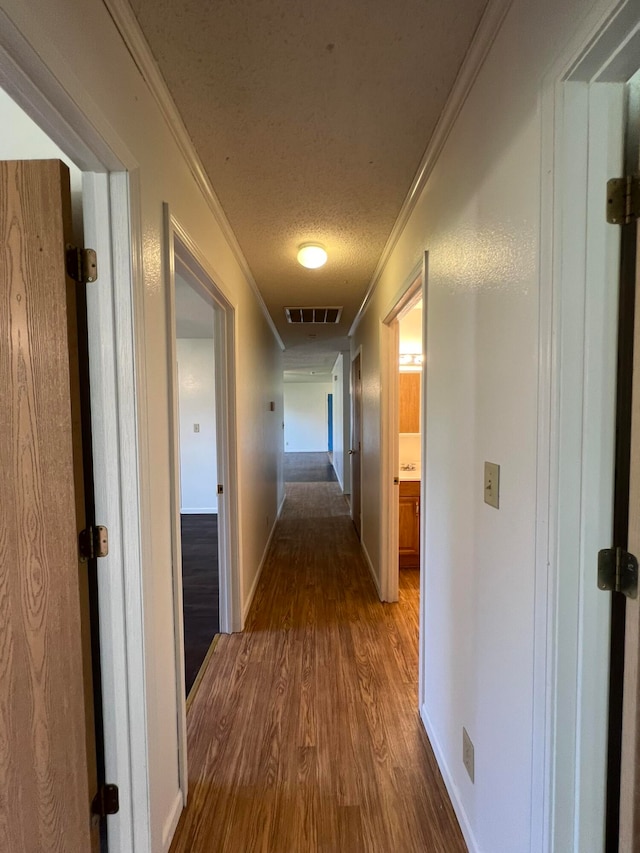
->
[535,3,639,850]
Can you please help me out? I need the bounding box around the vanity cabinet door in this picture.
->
[399,481,420,568]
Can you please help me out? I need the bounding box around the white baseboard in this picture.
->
[420,703,481,853]
[242,498,285,623]
[361,540,382,599]
[162,790,184,853]
[180,507,217,514]
[331,458,344,491]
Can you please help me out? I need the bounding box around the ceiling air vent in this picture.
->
[285,306,343,324]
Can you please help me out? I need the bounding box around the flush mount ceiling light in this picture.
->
[297,243,327,269]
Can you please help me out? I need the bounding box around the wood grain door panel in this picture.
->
[0,160,94,852]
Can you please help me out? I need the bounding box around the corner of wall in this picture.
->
[360,539,382,600]
[420,704,481,853]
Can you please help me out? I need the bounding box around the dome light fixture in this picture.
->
[297,243,328,269]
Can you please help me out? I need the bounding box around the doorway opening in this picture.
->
[380,258,425,607]
[0,55,149,850]
[174,271,220,696]
[397,300,423,582]
[164,208,241,801]
[0,96,105,850]
[350,349,363,539]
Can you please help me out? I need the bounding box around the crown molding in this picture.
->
[102,0,285,351]
[349,0,513,337]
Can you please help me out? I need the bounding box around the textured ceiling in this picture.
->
[129,0,489,370]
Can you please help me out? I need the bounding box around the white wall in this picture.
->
[350,0,624,851]
[0,3,284,849]
[399,432,420,472]
[177,338,217,513]
[0,87,84,239]
[284,381,333,452]
[399,304,422,355]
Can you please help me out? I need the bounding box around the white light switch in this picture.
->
[484,462,500,509]
[193,423,200,433]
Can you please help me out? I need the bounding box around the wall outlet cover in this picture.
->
[484,461,500,509]
[463,727,475,783]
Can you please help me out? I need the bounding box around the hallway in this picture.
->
[170,480,465,852]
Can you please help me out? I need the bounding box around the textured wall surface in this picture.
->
[350,0,625,850]
[284,381,334,451]
[177,338,218,513]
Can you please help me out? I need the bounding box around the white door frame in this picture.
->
[163,206,242,803]
[380,257,425,605]
[536,3,639,850]
[0,11,151,852]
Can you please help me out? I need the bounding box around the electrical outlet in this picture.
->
[484,461,500,509]
[463,727,475,783]
[193,423,200,433]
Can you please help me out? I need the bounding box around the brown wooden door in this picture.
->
[0,160,98,851]
[351,353,362,539]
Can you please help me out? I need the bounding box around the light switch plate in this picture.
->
[463,727,475,783]
[484,462,500,509]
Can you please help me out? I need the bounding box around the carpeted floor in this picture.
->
[181,514,219,695]
[284,451,337,482]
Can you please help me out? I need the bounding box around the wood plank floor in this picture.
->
[181,514,220,695]
[170,481,466,853]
